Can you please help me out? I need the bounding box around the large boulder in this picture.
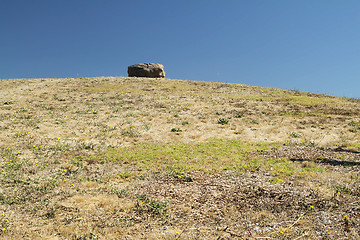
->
[128,63,165,78]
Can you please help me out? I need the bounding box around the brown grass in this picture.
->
[0,76,359,239]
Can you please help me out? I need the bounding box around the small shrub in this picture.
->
[44,209,56,219]
[3,101,13,105]
[217,118,228,125]
[171,128,182,132]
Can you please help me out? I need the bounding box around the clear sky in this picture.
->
[1,0,360,98]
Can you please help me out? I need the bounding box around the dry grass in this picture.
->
[0,76,359,239]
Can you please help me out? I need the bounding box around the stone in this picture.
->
[128,63,165,78]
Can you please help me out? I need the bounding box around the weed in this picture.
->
[122,126,139,137]
[135,195,168,217]
[217,118,228,125]
[72,233,99,240]
[142,122,151,130]
[111,188,129,198]
[301,140,317,147]
[117,171,133,179]
[53,95,65,101]
[168,171,193,182]
[3,101,13,105]
[289,132,301,138]
[71,157,83,167]
[348,121,360,132]
[43,208,56,219]
[171,128,182,132]
[333,185,360,196]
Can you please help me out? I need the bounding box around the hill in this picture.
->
[0,77,359,239]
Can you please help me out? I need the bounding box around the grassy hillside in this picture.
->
[0,77,359,239]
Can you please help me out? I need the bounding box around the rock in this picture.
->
[128,63,165,78]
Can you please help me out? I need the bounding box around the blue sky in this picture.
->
[1,0,360,98]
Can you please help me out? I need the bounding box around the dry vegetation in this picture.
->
[0,76,359,239]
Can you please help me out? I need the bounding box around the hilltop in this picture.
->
[0,77,359,239]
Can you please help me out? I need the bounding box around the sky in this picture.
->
[1,0,360,98]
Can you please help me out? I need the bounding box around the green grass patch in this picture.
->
[80,139,327,180]
[279,111,324,117]
[83,139,277,172]
[236,91,342,106]
[348,143,360,150]
[267,158,324,178]
[269,177,284,184]
[281,95,338,106]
